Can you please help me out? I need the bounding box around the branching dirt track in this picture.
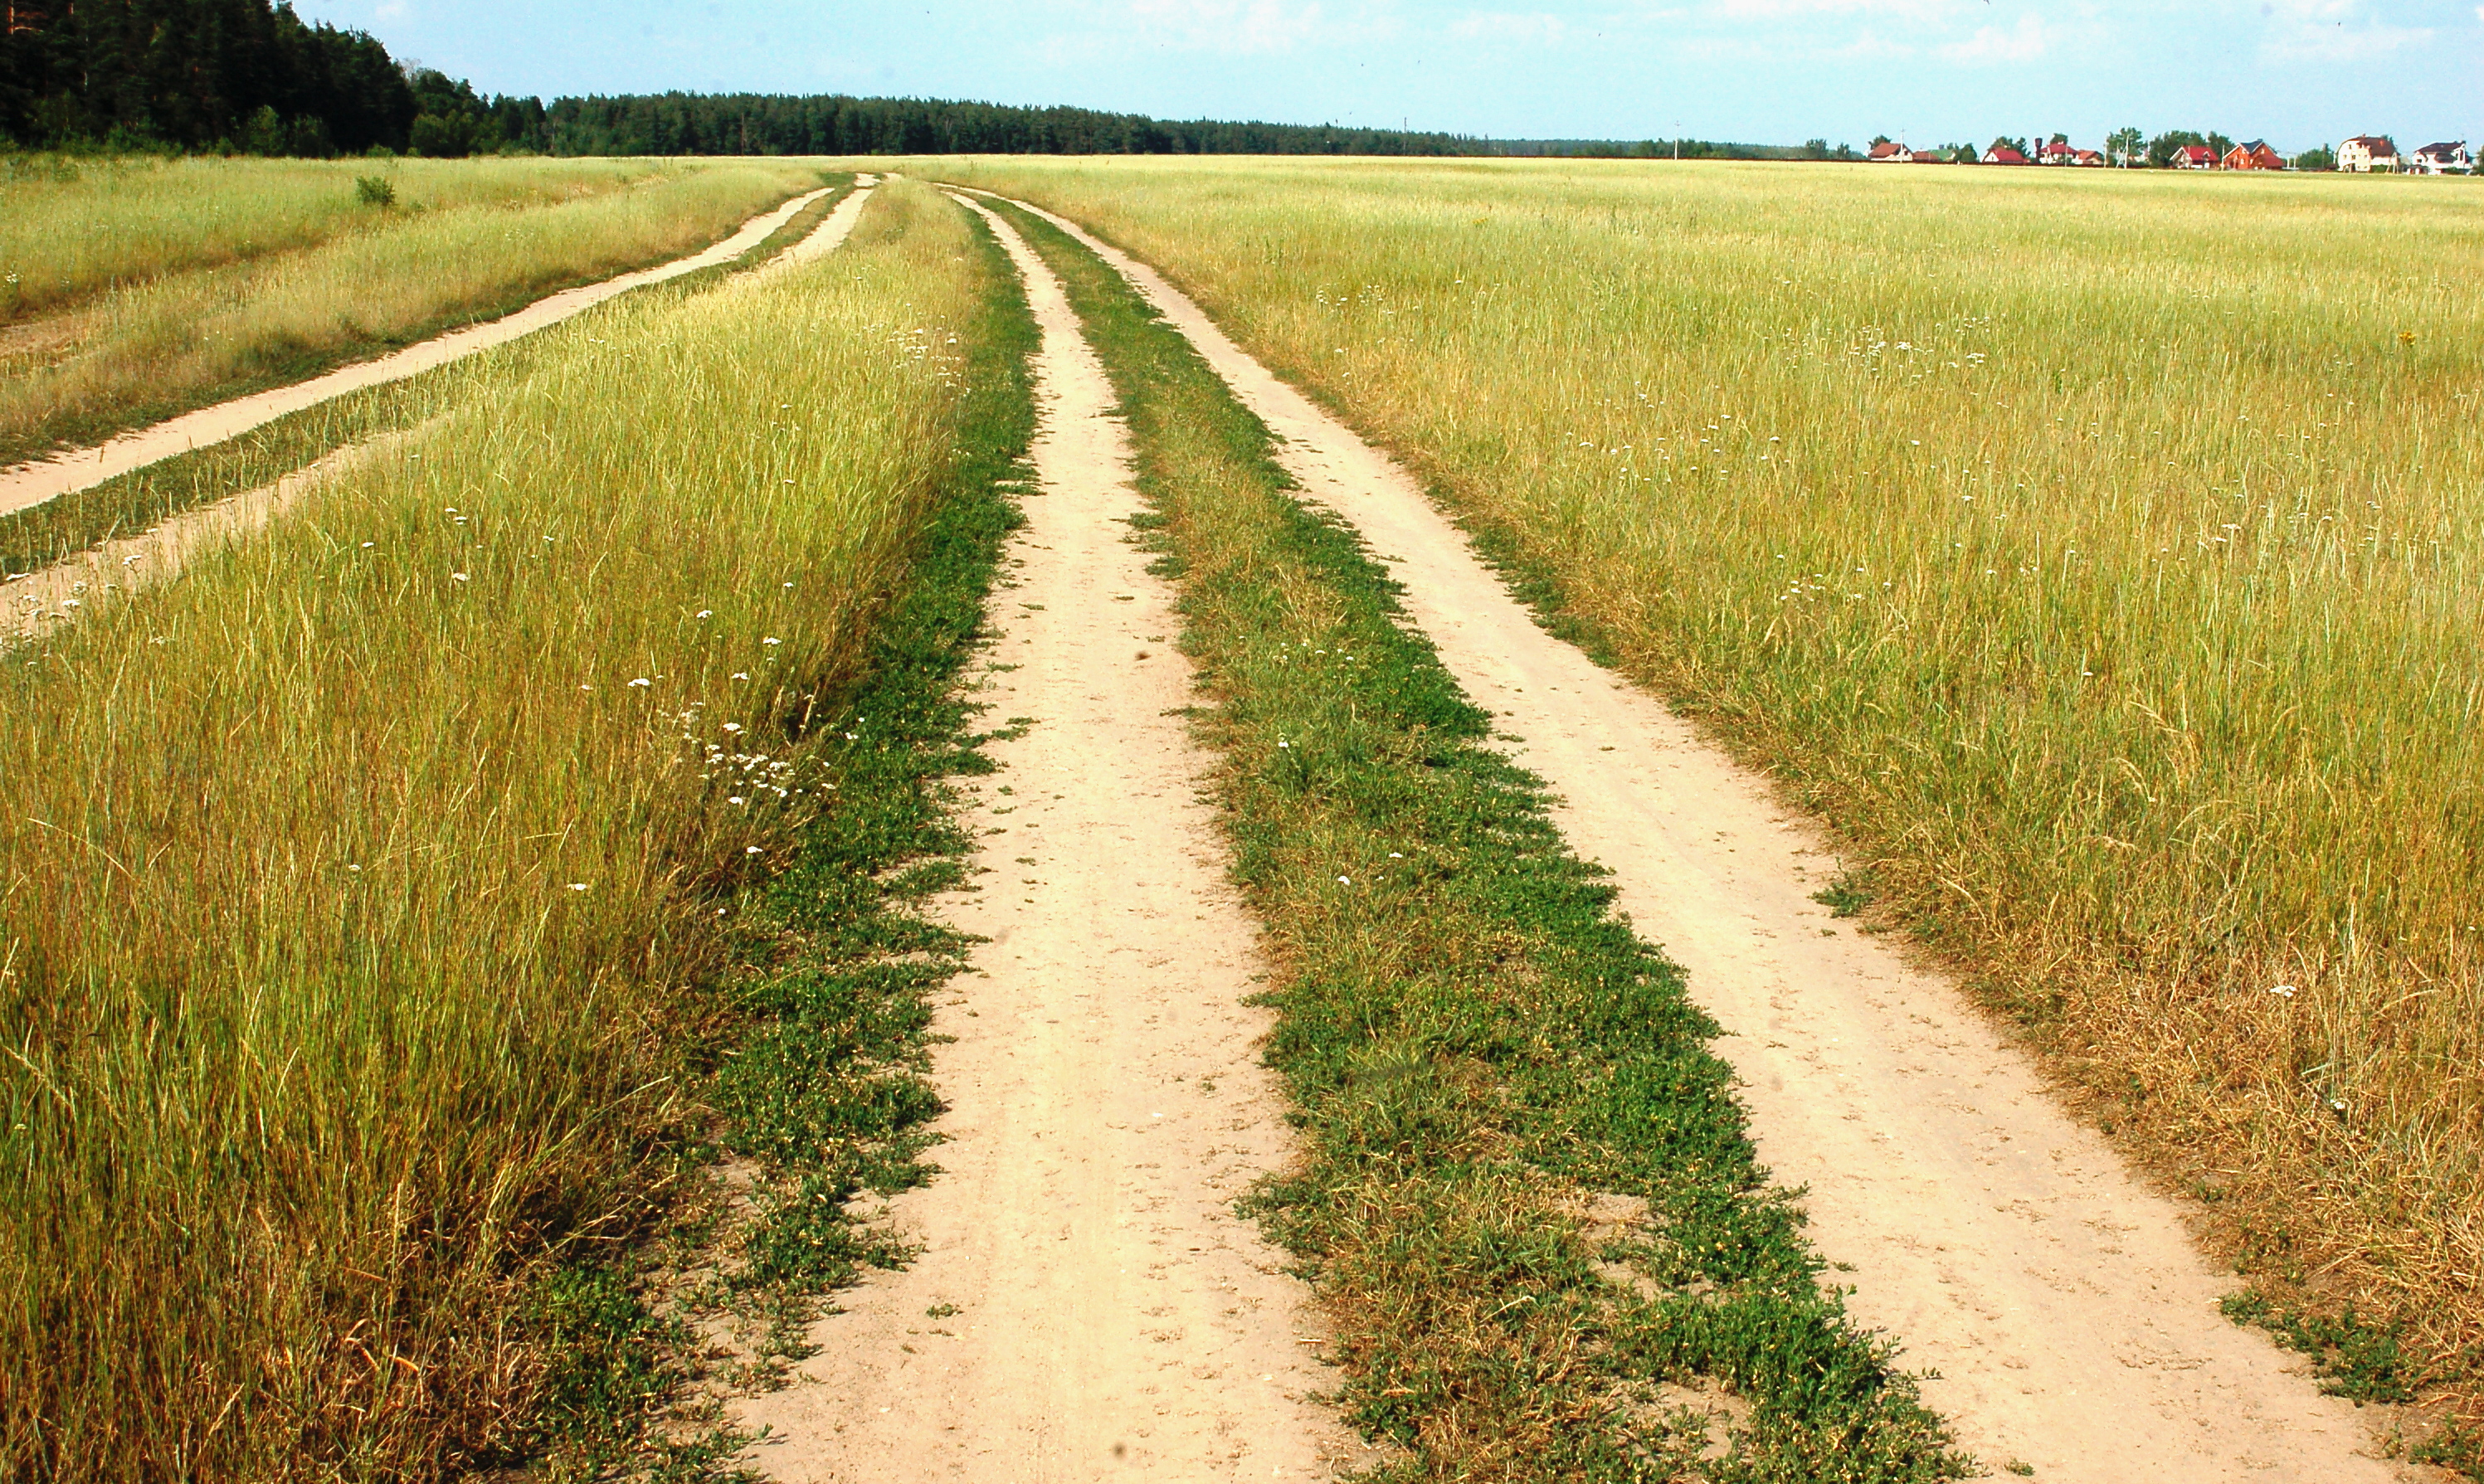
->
[0,176,874,519]
[728,195,1354,1482]
[2,182,881,643]
[971,192,2423,1483]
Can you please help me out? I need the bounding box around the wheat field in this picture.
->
[931,154,2484,1404]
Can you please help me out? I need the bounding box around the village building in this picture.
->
[2409,141,2472,174]
[1909,148,1947,163]
[2337,135,2398,172]
[1868,141,1909,162]
[2222,140,2286,170]
[1983,144,2029,165]
[2170,144,2218,169]
[2072,148,2106,167]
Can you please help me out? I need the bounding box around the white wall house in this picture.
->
[2338,136,2399,172]
[2409,142,2472,174]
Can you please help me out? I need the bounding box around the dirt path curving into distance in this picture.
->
[728,194,1352,1484]
[980,192,2421,1483]
[2,181,883,644]
[0,176,879,520]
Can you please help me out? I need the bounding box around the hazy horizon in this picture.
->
[295,0,2482,155]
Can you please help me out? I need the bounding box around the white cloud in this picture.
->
[1934,12,2049,63]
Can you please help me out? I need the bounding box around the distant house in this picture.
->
[2338,135,2399,172]
[2038,139,2077,165]
[1869,141,1909,162]
[2223,140,2285,170]
[2072,148,2106,167]
[1983,144,2029,166]
[2409,141,2472,174]
[1909,148,1948,164]
[2171,144,2218,169]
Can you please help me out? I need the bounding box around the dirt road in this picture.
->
[0,177,869,520]
[988,193,2417,1483]
[727,195,1348,1482]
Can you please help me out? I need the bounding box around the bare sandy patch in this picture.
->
[991,190,2429,1484]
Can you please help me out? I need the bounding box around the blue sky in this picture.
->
[297,1,2483,153]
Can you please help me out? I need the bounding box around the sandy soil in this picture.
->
[2,183,880,641]
[727,195,1352,1483]
[989,192,2426,1483]
[0,180,853,519]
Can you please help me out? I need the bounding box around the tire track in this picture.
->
[974,189,2414,1484]
[725,192,1348,1482]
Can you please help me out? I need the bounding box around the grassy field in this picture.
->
[0,177,999,1480]
[0,155,826,463]
[933,156,2484,1434]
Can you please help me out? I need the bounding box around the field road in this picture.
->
[0,175,877,522]
[2,181,881,642]
[978,191,2417,1483]
[727,194,1356,1482]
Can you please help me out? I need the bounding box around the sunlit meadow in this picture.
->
[930,155,2484,1398]
[0,178,979,1479]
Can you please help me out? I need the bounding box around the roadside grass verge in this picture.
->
[943,158,2484,1452]
[0,158,828,466]
[0,180,853,579]
[991,196,1965,1483]
[0,176,998,1481]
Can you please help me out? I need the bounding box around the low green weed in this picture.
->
[2220,1292,2424,1404]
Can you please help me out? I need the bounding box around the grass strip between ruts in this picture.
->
[989,195,1970,1484]
[501,192,1035,1478]
[0,178,853,578]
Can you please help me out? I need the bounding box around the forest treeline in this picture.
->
[0,0,1752,160]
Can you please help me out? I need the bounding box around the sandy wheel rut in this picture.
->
[727,196,1350,1482]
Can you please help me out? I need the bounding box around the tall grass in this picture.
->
[0,154,689,321]
[933,157,2484,1415]
[0,176,983,1479]
[0,158,826,461]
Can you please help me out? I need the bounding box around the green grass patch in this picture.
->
[987,197,1965,1482]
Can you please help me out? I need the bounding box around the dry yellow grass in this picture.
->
[928,154,2484,1428]
[0,177,982,1479]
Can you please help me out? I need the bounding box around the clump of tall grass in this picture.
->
[0,177,980,1480]
[937,157,2484,1425]
[0,158,825,462]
